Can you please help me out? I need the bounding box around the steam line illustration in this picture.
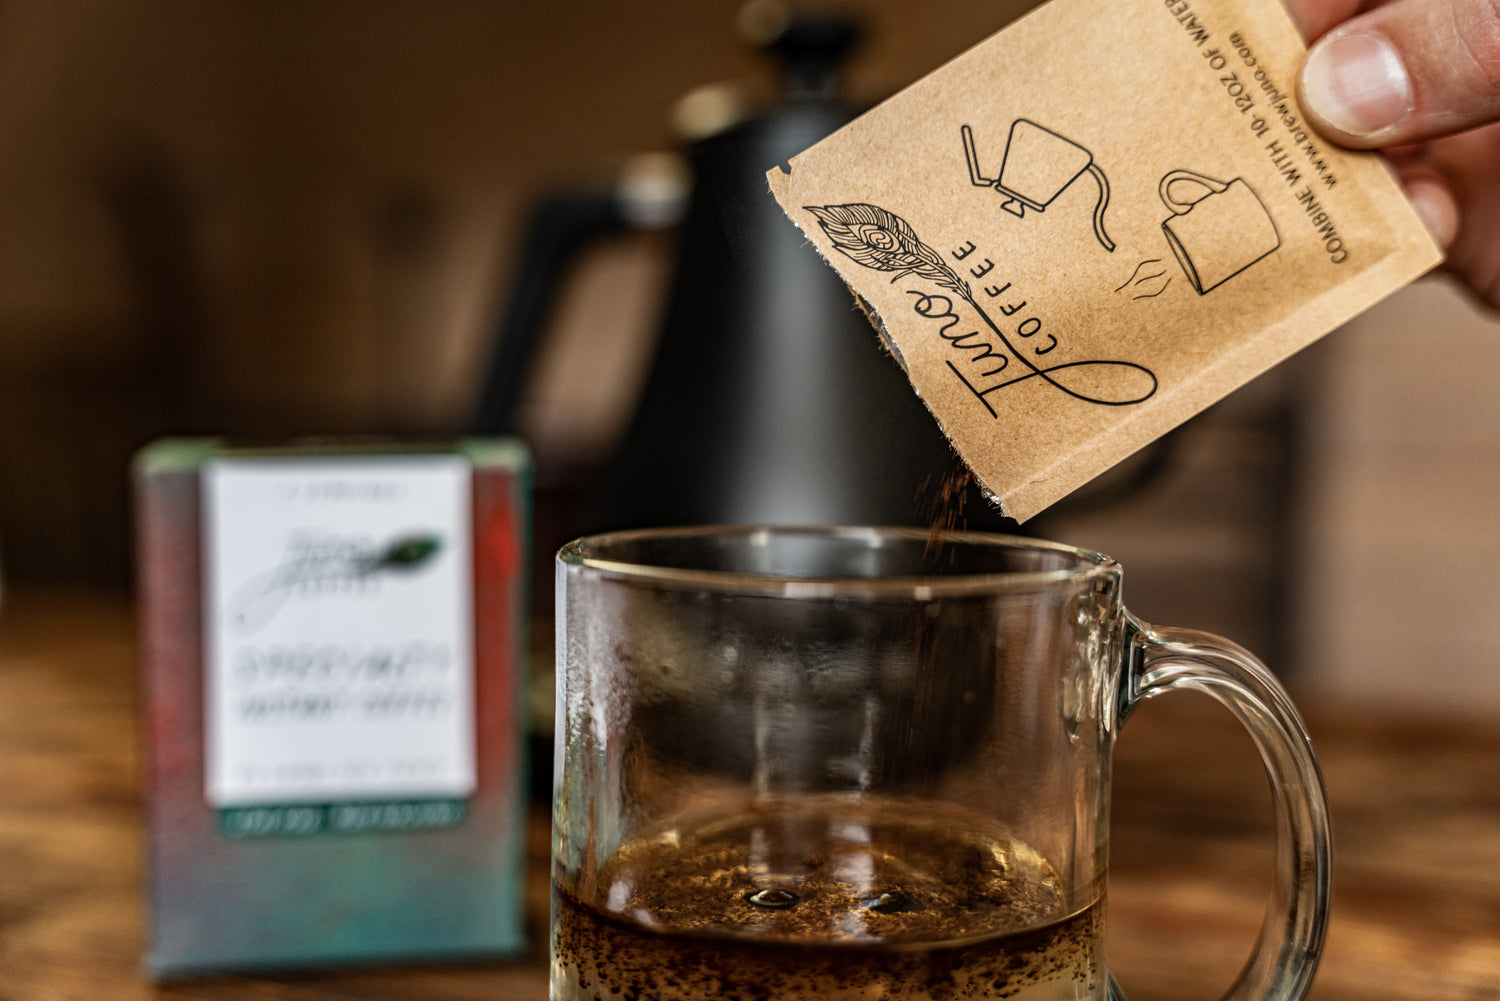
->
[962,121,1116,252]
[802,202,1156,407]
[1116,259,1172,299]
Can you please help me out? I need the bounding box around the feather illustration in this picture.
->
[804,203,970,297]
[367,533,443,573]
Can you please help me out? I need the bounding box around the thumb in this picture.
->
[1298,0,1500,148]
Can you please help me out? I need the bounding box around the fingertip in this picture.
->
[1300,0,1500,149]
[1404,178,1458,251]
[1299,28,1414,146]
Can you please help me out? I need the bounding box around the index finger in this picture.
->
[1282,0,1389,40]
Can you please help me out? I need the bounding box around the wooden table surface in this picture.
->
[3,587,1498,1000]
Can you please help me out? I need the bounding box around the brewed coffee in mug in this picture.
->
[551,526,1330,1001]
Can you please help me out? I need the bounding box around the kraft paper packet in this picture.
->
[767,0,1441,521]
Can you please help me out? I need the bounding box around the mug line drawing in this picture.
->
[1159,168,1281,294]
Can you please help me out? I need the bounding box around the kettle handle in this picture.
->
[471,190,634,435]
[1159,169,1231,216]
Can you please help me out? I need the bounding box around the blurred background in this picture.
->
[2,0,1498,714]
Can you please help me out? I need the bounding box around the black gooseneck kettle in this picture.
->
[474,8,1017,535]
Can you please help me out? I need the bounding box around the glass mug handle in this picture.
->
[1110,619,1333,1001]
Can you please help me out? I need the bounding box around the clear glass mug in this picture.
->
[552,526,1329,1001]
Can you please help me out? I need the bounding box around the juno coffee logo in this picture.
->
[803,201,1158,411]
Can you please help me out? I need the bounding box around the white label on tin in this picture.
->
[203,454,474,807]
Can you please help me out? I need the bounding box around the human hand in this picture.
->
[1285,0,1500,309]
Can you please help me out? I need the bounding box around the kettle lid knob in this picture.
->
[738,2,862,98]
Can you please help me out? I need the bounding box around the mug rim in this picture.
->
[557,524,1119,597]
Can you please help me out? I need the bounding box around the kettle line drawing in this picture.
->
[962,120,1116,253]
